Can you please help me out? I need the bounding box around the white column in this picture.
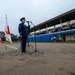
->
[60,18,62,27]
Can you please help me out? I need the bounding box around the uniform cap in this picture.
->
[20,17,25,21]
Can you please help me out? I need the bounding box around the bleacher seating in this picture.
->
[34,23,75,36]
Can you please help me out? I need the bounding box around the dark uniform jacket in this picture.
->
[18,23,30,37]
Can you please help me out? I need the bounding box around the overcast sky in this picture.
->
[0,0,75,35]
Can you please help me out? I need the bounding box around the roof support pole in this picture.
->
[60,18,62,27]
[33,29,35,36]
[54,25,56,33]
[54,25,55,28]
[45,24,48,33]
[38,27,40,35]
[67,21,70,25]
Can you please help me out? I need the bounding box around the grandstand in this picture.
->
[29,9,75,42]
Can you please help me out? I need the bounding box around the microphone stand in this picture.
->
[30,22,37,52]
[29,21,44,54]
[26,21,34,49]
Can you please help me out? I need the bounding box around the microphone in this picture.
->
[26,21,31,22]
[26,21,33,25]
[26,21,35,27]
[28,21,34,25]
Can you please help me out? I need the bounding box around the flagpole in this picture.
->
[5,15,12,43]
[4,15,18,50]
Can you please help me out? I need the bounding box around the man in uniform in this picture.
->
[18,17,30,53]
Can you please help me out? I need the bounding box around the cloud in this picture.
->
[0,0,75,35]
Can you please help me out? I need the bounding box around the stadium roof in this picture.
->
[30,8,75,32]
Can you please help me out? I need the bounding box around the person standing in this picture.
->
[18,17,30,53]
[54,36,57,42]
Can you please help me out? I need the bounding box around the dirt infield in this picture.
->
[0,43,75,75]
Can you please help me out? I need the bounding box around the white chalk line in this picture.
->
[6,45,18,50]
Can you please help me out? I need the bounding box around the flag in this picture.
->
[5,15,12,43]
[0,37,2,46]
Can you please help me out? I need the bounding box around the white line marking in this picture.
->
[6,45,18,50]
